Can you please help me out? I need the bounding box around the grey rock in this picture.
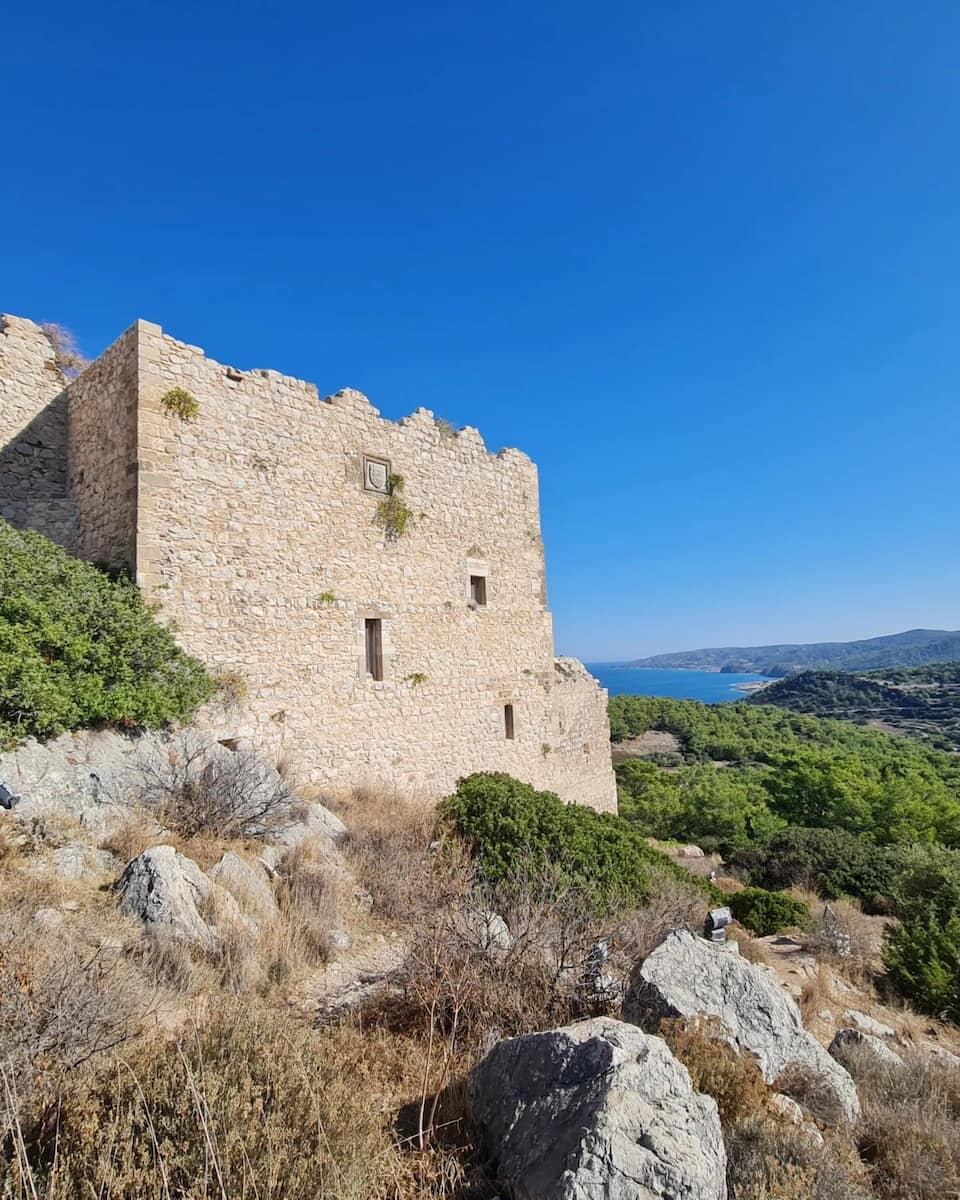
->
[461,906,513,953]
[273,799,347,850]
[209,851,279,924]
[770,1092,805,1125]
[51,844,88,880]
[769,1093,824,1147]
[927,1045,960,1069]
[117,845,219,946]
[843,1010,895,1039]
[0,729,132,834]
[469,1017,726,1200]
[51,843,117,880]
[830,1028,904,1068]
[33,907,63,930]
[624,929,860,1121]
[258,846,282,874]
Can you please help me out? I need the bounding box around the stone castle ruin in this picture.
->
[0,314,616,811]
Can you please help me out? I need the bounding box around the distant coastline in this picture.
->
[586,664,773,704]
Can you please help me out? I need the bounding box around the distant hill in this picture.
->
[626,628,960,675]
[751,664,960,753]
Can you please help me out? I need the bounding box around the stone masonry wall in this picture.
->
[66,325,140,571]
[0,316,77,551]
[132,321,616,810]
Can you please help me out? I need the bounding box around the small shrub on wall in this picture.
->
[0,520,215,747]
[159,386,199,421]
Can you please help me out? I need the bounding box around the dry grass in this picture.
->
[836,1046,960,1200]
[5,1003,490,1200]
[730,930,772,966]
[98,806,159,865]
[727,1117,871,1200]
[799,963,836,1026]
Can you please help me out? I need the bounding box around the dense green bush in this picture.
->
[438,772,719,910]
[731,826,902,908]
[880,846,960,1017]
[884,913,960,1020]
[727,887,810,937]
[0,521,214,746]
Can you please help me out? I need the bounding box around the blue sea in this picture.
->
[585,664,773,704]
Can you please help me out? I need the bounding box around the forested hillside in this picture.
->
[610,694,960,848]
[627,627,960,674]
[754,665,960,752]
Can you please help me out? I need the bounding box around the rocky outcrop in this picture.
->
[842,1010,895,1039]
[0,728,345,850]
[469,1017,727,1200]
[274,799,347,851]
[117,845,225,946]
[624,930,860,1122]
[829,1028,904,1068]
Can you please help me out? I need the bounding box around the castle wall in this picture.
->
[66,325,140,571]
[132,322,616,810]
[0,316,77,551]
[0,313,616,812]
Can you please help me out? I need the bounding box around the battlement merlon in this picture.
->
[128,318,535,471]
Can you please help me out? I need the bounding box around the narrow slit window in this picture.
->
[470,575,487,606]
[504,703,515,740]
[365,618,384,681]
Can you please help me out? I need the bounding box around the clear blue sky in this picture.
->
[4,2,959,660]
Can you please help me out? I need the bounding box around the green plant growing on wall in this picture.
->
[376,474,415,541]
[315,592,336,605]
[160,387,200,422]
[541,743,553,757]
[215,670,248,707]
[434,417,457,437]
[404,672,428,686]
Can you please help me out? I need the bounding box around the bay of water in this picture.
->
[585,664,773,704]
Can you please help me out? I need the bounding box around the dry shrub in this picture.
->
[0,913,147,1131]
[605,867,708,969]
[838,1046,960,1200]
[135,734,295,841]
[6,1004,479,1200]
[802,898,885,988]
[660,1016,771,1129]
[40,322,88,379]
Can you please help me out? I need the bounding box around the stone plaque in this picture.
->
[364,457,390,493]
